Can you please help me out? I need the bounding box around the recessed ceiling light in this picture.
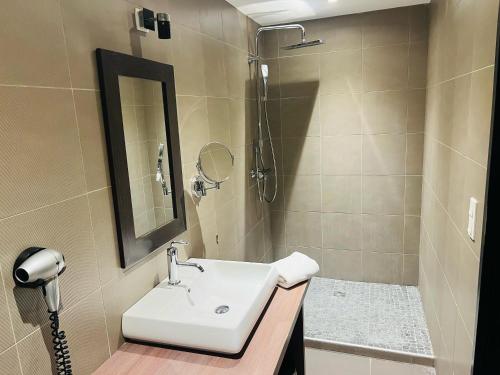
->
[328,0,338,3]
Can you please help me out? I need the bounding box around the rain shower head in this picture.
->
[282,39,324,50]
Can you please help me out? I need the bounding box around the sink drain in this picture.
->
[215,305,229,314]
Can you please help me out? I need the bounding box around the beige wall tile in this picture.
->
[207,97,231,145]
[321,176,362,214]
[199,0,224,40]
[173,26,207,96]
[472,0,500,69]
[452,316,473,375]
[168,0,202,31]
[363,134,406,175]
[270,211,285,249]
[320,50,362,95]
[264,99,282,139]
[442,0,474,80]
[279,55,320,98]
[362,176,405,214]
[409,5,429,43]
[0,0,70,87]
[321,94,362,136]
[403,254,419,285]
[363,45,409,92]
[221,3,248,50]
[0,346,22,375]
[407,133,424,174]
[363,252,403,284]
[406,176,423,216]
[409,42,428,89]
[59,290,110,374]
[466,67,494,167]
[0,267,15,352]
[88,189,120,286]
[74,90,111,192]
[202,36,228,98]
[177,96,209,164]
[0,87,86,219]
[281,97,320,137]
[455,245,480,336]
[282,137,321,175]
[322,249,363,281]
[285,211,322,248]
[362,7,409,48]
[61,0,135,89]
[260,30,279,59]
[404,216,421,254]
[322,135,362,175]
[322,213,362,250]
[317,15,362,52]
[192,215,219,259]
[408,89,427,133]
[284,175,321,212]
[362,215,404,253]
[16,328,53,375]
[362,91,407,134]
[224,45,250,99]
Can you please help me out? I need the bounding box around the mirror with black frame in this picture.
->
[96,49,186,268]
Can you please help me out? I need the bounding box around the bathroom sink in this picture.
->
[122,259,279,354]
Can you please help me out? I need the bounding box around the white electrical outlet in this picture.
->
[467,197,478,241]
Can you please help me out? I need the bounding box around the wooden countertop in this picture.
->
[93,281,309,375]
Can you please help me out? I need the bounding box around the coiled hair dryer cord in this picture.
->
[49,311,72,375]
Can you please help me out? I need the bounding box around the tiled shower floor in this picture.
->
[304,277,433,359]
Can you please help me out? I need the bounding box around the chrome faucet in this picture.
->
[166,240,204,285]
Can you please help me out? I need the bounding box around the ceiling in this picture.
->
[226,0,430,25]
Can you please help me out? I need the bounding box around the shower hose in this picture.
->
[49,311,73,375]
[257,97,278,203]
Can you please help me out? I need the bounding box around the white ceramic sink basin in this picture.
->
[122,259,278,354]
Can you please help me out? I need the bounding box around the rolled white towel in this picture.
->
[272,251,319,289]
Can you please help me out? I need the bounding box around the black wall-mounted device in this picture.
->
[135,7,171,40]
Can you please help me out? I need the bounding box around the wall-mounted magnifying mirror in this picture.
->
[191,142,234,198]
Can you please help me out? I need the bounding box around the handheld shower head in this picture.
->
[260,64,269,101]
[13,247,66,313]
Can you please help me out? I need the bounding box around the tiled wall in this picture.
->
[263,6,429,285]
[419,1,498,374]
[0,0,270,373]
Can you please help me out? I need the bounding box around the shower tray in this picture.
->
[304,277,434,366]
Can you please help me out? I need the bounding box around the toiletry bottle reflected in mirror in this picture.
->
[118,76,175,238]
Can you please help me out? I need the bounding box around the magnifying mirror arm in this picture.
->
[191,174,222,198]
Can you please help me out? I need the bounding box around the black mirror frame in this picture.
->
[96,49,186,269]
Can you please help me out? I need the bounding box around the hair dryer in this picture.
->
[13,247,66,313]
[13,247,72,374]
